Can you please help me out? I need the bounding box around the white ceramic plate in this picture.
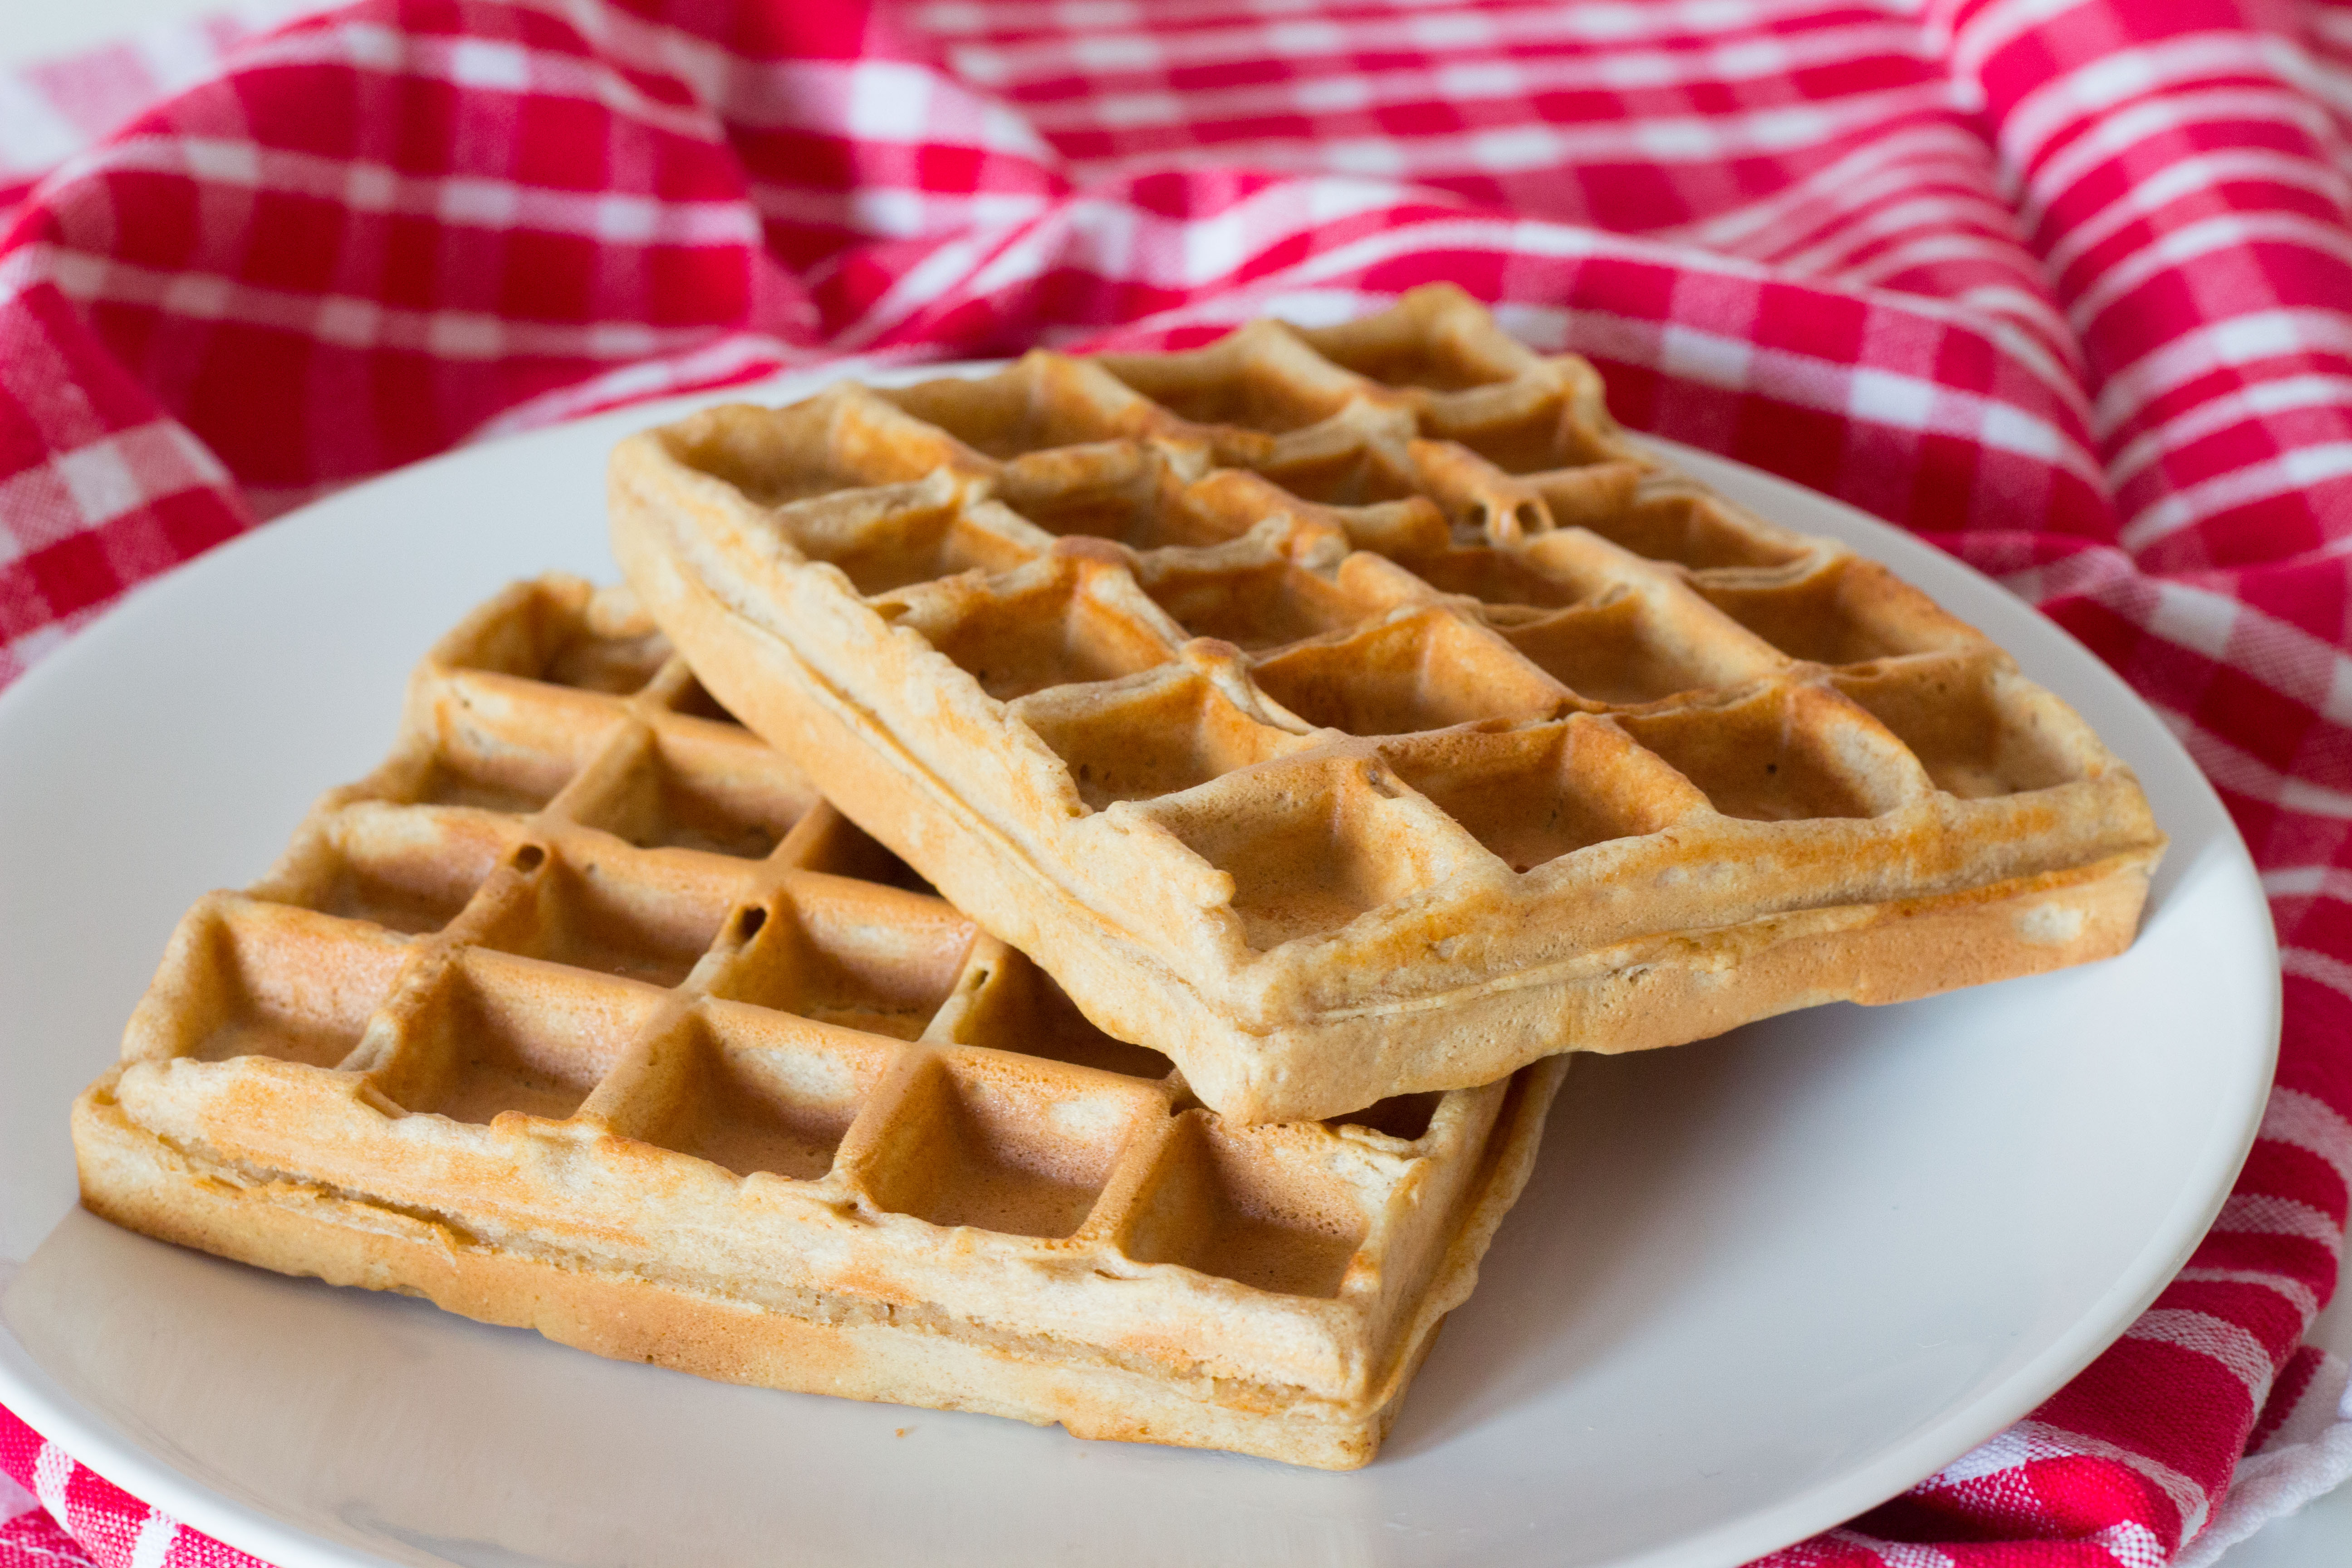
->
[0,365,2278,1568]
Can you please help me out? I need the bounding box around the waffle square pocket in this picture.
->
[611,286,2166,1124]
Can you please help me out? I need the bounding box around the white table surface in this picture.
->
[6,5,2350,1563]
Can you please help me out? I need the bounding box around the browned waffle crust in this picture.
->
[71,576,1566,1469]
[610,285,2166,1125]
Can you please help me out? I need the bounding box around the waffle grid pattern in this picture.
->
[76,576,1559,1467]
[615,287,2162,1122]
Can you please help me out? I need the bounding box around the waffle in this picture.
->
[70,576,1567,1470]
[611,285,2166,1125]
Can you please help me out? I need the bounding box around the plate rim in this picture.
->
[0,370,2283,1568]
[1615,436,2283,1568]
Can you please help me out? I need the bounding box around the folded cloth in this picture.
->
[4,0,2352,1562]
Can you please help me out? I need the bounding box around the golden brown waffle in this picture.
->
[70,576,1565,1470]
[612,285,2166,1125]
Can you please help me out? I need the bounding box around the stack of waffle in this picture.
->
[73,289,2161,1467]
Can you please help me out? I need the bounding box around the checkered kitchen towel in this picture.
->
[6,1,2352,1563]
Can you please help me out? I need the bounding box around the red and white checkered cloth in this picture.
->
[5,0,2352,1563]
